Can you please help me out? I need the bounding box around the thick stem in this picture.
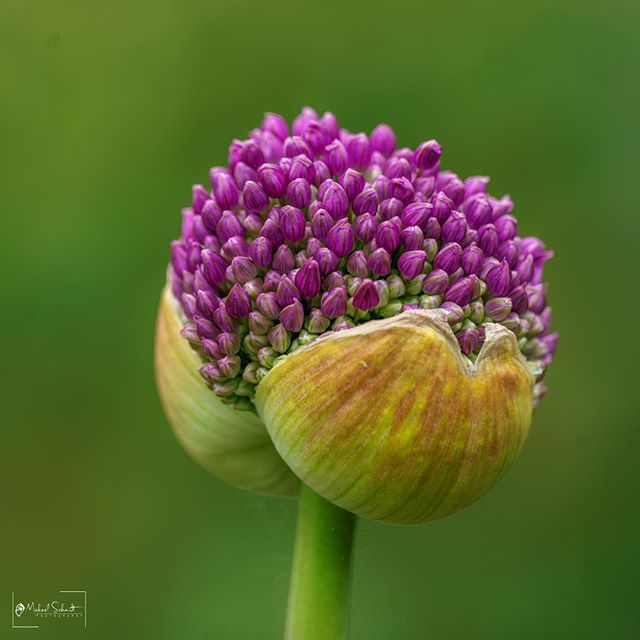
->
[285,483,357,640]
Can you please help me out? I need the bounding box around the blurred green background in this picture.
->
[2,0,639,638]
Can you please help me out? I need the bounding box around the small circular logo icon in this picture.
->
[15,602,25,618]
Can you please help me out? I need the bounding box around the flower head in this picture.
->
[157,108,558,521]
[168,108,556,410]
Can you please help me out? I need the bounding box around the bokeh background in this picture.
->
[2,0,639,638]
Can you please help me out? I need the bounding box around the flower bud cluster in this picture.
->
[169,107,557,408]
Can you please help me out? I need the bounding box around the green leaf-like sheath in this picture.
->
[255,310,533,523]
[155,287,299,496]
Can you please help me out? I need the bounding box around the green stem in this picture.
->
[284,483,357,640]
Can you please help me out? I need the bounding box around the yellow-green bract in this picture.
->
[156,287,533,523]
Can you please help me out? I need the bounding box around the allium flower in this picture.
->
[155,107,558,635]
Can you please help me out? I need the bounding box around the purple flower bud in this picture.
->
[441,301,465,324]
[212,173,240,209]
[522,289,543,320]
[283,135,311,158]
[276,275,301,307]
[202,337,224,360]
[464,176,489,199]
[422,269,449,295]
[477,224,498,255]
[464,194,493,229]
[242,180,269,214]
[386,157,412,180]
[226,283,251,318]
[294,258,321,297]
[370,124,396,158]
[280,205,306,243]
[310,208,333,241]
[181,293,197,318]
[510,285,529,315]
[315,248,338,276]
[257,163,287,198]
[193,316,220,339]
[485,297,513,322]
[171,241,187,277]
[441,210,467,244]
[352,279,379,311]
[495,214,517,242]
[340,169,366,200]
[424,217,441,240]
[444,275,477,306]
[326,221,354,257]
[319,111,339,138]
[243,213,263,236]
[256,292,280,319]
[372,175,390,200]
[262,112,289,141]
[273,244,295,274]
[490,194,514,219]
[192,184,209,215]
[260,218,283,246]
[227,140,244,168]
[516,254,535,284]
[440,176,464,206]
[401,226,424,251]
[415,176,436,199]
[218,355,241,379]
[352,188,378,216]
[347,133,371,168]
[218,332,241,356]
[312,160,330,186]
[221,236,248,261]
[373,201,399,225]
[248,236,273,269]
[321,287,347,318]
[288,156,312,183]
[323,140,348,175]
[462,244,484,275]
[376,220,401,253]
[366,248,391,276]
[398,250,427,280]
[496,239,519,269]
[279,300,305,332]
[456,327,481,355]
[387,177,414,205]
[305,236,322,257]
[292,107,319,135]
[354,213,377,243]
[322,181,350,219]
[414,140,442,171]
[180,322,201,346]
[201,249,227,286]
[195,289,219,317]
[433,242,462,274]
[486,260,512,296]
[308,309,331,334]
[268,323,292,353]
[323,271,345,290]
[286,178,312,208]
[240,141,264,170]
[346,250,369,278]
[303,121,330,154]
[247,310,272,335]
[216,212,244,243]
[401,202,432,230]
[201,200,222,233]
[431,191,453,224]
[231,256,258,283]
